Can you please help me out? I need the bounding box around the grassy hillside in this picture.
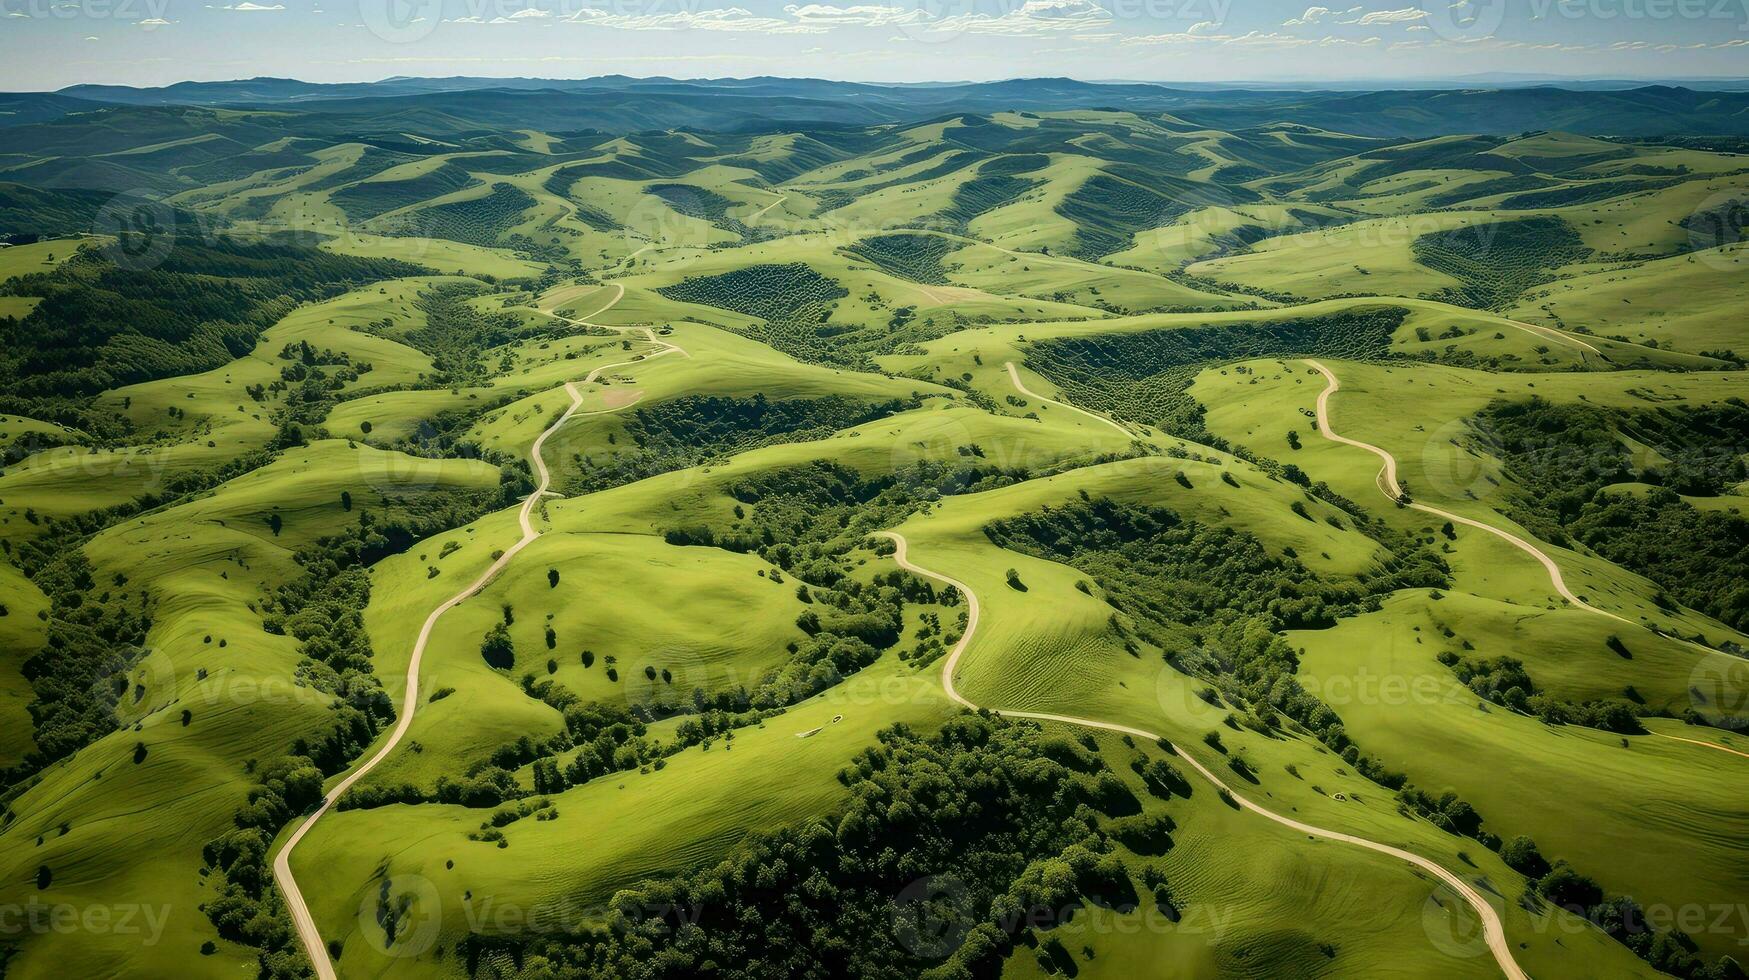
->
[0,89,1745,980]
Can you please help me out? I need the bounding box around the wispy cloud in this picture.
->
[783,4,930,29]
[1284,4,1427,29]
[1352,6,1428,25]
[566,6,821,33]
[927,0,1113,38]
[1128,28,1379,48]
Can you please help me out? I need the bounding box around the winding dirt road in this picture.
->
[273,285,677,979]
[1306,358,1746,762]
[1304,359,1628,625]
[1003,361,1134,440]
[875,531,1529,980]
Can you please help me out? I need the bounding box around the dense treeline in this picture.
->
[346,459,1028,814]
[984,496,1448,791]
[1473,397,1749,633]
[1494,835,1748,980]
[1438,652,1643,734]
[0,235,416,404]
[389,282,550,386]
[843,233,956,285]
[202,756,326,978]
[1025,310,1404,444]
[571,393,915,493]
[203,487,502,977]
[1412,217,1589,311]
[9,550,152,773]
[482,717,1150,979]
[385,185,539,249]
[657,262,878,367]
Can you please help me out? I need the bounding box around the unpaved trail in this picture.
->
[748,194,787,224]
[1003,361,1133,440]
[875,530,1530,980]
[1304,359,1630,625]
[1307,359,1748,762]
[1652,731,1749,760]
[273,285,678,979]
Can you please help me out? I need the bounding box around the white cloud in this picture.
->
[1351,6,1427,25]
[508,7,551,18]
[1127,28,1378,48]
[567,6,821,33]
[140,16,173,23]
[928,0,1112,38]
[223,1,285,9]
[1283,6,1332,26]
[783,4,929,29]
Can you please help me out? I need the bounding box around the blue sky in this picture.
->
[2,0,1746,89]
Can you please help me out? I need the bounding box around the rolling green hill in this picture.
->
[1,79,1746,980]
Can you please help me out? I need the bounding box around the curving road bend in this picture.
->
[1306,359,1746,762]
[273,285,678,979]
[875,530,1529,980]
[1003,361,1134,440]
[1304,359,1630,627]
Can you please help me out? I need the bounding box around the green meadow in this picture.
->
[0,85,1745,980]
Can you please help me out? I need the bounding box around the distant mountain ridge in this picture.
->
[13,75,1749,141]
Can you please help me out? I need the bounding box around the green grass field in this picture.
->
[1,89,1746,980]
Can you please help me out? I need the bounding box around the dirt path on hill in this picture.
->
[273,284,681,979]
[1305,359,1627,622]
[1305,358,1746,762]
[875,530,1530,980]
[1003,361,1134,439]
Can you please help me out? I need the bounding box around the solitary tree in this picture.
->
[481,624,515,670]
[1501,835,1551,879]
